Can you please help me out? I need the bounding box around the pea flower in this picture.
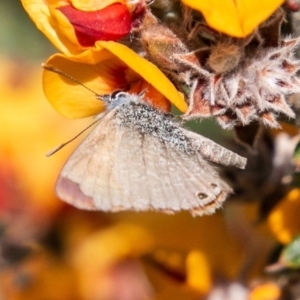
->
[181,0,284,37]
[21,0,143,55]
[43,41,187,118]
[22,0,187,114]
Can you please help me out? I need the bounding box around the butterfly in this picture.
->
[55,91,247,216]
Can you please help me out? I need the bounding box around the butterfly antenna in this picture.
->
[46,118,101,157]
[42,64,99,96]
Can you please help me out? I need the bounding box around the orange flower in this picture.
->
[112,203,275,283]
[186,250,212,294]
[43,41,187,118]
[70,223,153,299]
[0,250,77,300]
[181,0,284,37]
[268,188,300,244]
[22,0,187,115]
[0,55,88,215]
[21,0,143,55]
[249,282,281,300]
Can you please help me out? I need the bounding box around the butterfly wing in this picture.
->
[55,111,128,211]
[112,127,231,216]
[56,109,232,216]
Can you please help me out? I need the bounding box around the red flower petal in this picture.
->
[58,3,131,47]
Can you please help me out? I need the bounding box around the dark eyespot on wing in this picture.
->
[191,190,227,216]
[197,192,208,199]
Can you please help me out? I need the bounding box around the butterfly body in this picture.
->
[56,93,246,216]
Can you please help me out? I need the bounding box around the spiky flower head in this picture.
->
[139,8,300,129]
[186,37,300,129]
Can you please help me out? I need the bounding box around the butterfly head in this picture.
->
[98,90,147,111]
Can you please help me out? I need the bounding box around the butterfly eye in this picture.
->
[103,90,129,110]
[110,90,127,100]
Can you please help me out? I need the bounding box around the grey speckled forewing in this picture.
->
[115,101,247,169]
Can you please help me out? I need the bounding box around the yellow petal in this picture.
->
[268,188,300,244]
[96,41,188,112]
[0,55,91,215]
[249,282,281,300]
[1,251,77,300]
[113,211,248,280]
[72,223,153,269]
[44,43,186,117]
[43,54,122,118]
[70,0,140,13]
[71,223,153,299]
[71,0,124,11]
[181,0,284,37]
[186,250,212,294]
[21,0,84,55]
[47,0,69,7]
